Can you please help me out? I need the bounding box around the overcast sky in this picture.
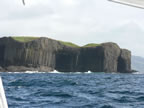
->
[1,0,144,56]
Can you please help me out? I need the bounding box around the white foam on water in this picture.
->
[72,72,81,74]
[49,70,61,74]
[88,70,92,73]
[7,71,45,74]
[3,71,143,74]
[84,70,92,74]
[25,71,39,73]
[133,71,144,74]
[5,70,93,74]
[7,72,22,73]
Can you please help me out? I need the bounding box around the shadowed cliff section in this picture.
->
[0,37,131,72]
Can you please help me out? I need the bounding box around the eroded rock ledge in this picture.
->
[0,37,132,73]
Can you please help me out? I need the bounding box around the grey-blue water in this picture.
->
[1,72,144,108]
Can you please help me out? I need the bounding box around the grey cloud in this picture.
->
[0,5,54,21]
[1,0,144,56]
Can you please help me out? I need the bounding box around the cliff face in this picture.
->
[0,37,63,71]
[0,37,131,72]
[118,49,131,72]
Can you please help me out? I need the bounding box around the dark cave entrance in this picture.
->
[55,52,76,72]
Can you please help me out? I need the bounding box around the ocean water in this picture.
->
[1,72,144,108]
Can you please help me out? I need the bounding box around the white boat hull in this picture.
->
[0,77,8,108]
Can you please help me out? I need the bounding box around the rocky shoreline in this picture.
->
[0,37,132,73]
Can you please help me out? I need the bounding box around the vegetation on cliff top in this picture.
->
[83,43,100,47]
[59,41,80,47]
[12,36,40,42]
[59,41,100,48]
[11,36,100,47]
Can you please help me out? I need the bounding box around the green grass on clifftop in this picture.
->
[59,41,100,48]
[12,36,40,42]
[83,43,100,47]
[12,36,99,47]
[59,41,80,47]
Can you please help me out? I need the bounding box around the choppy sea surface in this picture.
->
[1,72,144,108]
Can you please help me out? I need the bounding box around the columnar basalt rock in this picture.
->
[76,47,104,72]
[117,49,131,72]
[0,37,132,72]
[101,42,121,72]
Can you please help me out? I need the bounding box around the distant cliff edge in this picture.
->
[0,37,132,73]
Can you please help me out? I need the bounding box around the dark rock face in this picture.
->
[118,49,131,72]
[101,43,121,72]
[76,47,104,72]
[55,47,80,72]
[0,37,132,73]
[0,37,63,72]
[55,42,132,73]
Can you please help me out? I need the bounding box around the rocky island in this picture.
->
[0,37,132,73]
